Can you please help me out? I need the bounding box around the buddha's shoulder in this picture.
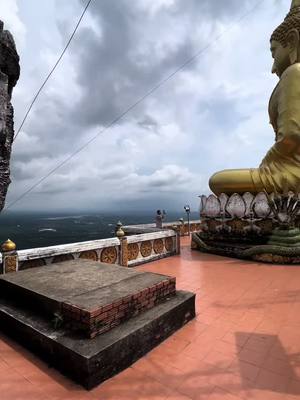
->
[282,63,300,80]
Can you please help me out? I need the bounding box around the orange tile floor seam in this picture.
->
[1,236,300,399]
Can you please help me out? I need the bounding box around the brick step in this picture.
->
[0,289,195,389]
[0,259,176,338]
[62,274,176,338]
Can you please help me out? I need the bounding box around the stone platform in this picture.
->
[0,260,195,388]
[0,260,176,338]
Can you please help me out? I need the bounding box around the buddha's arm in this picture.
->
[210,65,300,196]
[271,64,300,157]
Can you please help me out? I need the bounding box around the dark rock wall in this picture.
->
[0,20,20,211]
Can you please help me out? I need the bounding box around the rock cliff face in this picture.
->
[0,20,20,211]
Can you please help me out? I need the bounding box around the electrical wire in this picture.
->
[6,0,265,210]
[13,0,93,141]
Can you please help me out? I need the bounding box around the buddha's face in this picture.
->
[270,39,291,77]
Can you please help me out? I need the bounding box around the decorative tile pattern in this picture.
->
[79,250,98,261]
[4,255,18,273]
[52,254,74,263]
[20,258,46,270]
[128,243,139,261]
[140,241,152,257]
[100,246,117,264]
[153,239,164,254]
[165,237,174,252]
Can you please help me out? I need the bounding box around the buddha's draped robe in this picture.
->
[251,63,300,192]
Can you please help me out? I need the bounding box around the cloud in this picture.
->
[0,0,289,211]
[0,0,26,47]
[71,0,252,128]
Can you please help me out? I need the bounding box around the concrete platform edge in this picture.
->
[0,290,195,389]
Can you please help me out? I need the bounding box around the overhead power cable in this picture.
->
[13,0,93,141]
[6,0,265,210]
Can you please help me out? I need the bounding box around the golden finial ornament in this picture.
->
[1,239,16,252]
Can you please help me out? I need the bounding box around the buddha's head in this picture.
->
[270,0,300,77]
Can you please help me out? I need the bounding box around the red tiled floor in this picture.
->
[2,236,300,399]
[213,339,242,357]
[208,387,244,400]
[221,331,250,348]
[230,359,260,383]
[237,346,266,367]
[203,349,235,371]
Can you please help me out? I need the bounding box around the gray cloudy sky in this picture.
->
[0,0,288,212]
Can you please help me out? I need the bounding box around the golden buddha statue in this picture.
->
[209,0,300,195]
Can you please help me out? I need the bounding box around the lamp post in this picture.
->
[184,205,191,236]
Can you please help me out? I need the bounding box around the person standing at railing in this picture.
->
[155,210,166,229]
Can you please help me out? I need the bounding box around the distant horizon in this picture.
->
[0,209,199,250]
[2,1,283,212]
[1,207,200,216]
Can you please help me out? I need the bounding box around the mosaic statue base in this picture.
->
[192,191,300,264]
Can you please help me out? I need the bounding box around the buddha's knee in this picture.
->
[209,170,227,195]
[209,169,257,195]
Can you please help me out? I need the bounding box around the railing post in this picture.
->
[120,237,128,267]
[178,218,185,236]
[172,226,181,255]
[116,221,128,267]
[1,239,18,274]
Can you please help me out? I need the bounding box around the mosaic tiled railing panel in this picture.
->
[0,230,179,273]
[127,230,178,266]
